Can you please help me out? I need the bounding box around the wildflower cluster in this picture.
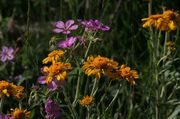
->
[82,56,139,84]
[0,80,24,99]
[39,50,72,90]
[142,10,180,31]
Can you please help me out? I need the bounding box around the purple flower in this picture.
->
[0,115,13,119]
[53,20,78,34]
[38,76,65,91]
[0,46,14,62]
[45,98,60,119]
[78,19,110,31]
[58,36,77,48]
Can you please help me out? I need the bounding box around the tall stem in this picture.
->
[73,70,81,106]
[90,79,97,96]
[0,97,3,114]
[163,31,168,58]
[84,40,92,60]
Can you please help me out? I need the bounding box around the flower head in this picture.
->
[120,64,139,85]
[45,98,60,119]
[53,20,78,34]
[10,108,30,119]
[42,50,64,64]
[142,10,180,31]
[0,46,14,62]
[58,36,77,48]
[79,95,93,107]
[43,62,72,83]
[0,80,24,99]
[78,19,110,31]
[82,55,118,80]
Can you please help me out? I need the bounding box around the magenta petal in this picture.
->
[58,40,68,48]
[69,25,78,30]
[7,47,14,54]
[2,46,8,52]
[7,54,14,60]
[53,28,63,33]
[66,37,77,46]
[62,30,71,34]
[100,25,110,31]
[0,56,7,62]
[56,21,65,28]
[65,20,75,28]
[48,80,58,90]
[38,76,47,84]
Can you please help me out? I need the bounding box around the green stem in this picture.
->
[148,0,152,16]
[90,79,97,96]
[84,40,92,60]
[87,107,90,119]
[63,89,78,119]
[0,97,3,114]
[163,31,168,57]
[97,80,112,106]
[73,70,81,106]
[157,30,161,58]
[105,88,119,111]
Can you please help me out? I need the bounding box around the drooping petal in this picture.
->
[48,81,58,91]
[99,25,110,31]
[52,28,64,33]
[38,76,47,84]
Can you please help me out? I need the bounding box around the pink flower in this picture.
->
[0,46,14,62]
[53,20,78,34]
[58,37,77,48]
[78,19,110,31]
[45,98,60,119]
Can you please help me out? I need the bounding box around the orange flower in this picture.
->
[42,50,64,64]
[79,96,93,107]
[0,80,11,97]
[120,64,139,85]
[82,56,119,80]
[142,14,163,28]
[43,62,72,83]
[142,10,180,31]
[0,80,24,99]
[11,108,30,119]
